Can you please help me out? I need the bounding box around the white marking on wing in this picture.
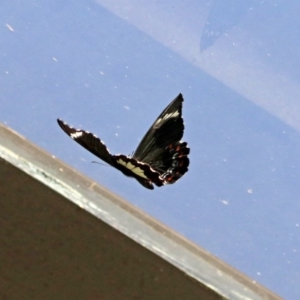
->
[155,110,180,125]
[71,131,83,139]
[116,159,148,179]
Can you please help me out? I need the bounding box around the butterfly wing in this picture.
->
[112,154,165,190]
[57,119,116,167]
[133,94,184,161]
[132,94,189,182]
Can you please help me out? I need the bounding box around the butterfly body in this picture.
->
[57,93,189,189]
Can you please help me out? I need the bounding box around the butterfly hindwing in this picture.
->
[159,142,190,184]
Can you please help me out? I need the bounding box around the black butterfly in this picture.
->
[57,93,189,190]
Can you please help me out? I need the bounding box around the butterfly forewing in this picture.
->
[57,119,116,167]
[132,93,189,176]
[133,94,184,162]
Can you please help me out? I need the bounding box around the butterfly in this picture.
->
[57,93,189,190]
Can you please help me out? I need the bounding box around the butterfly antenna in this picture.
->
[91,161,109,167]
